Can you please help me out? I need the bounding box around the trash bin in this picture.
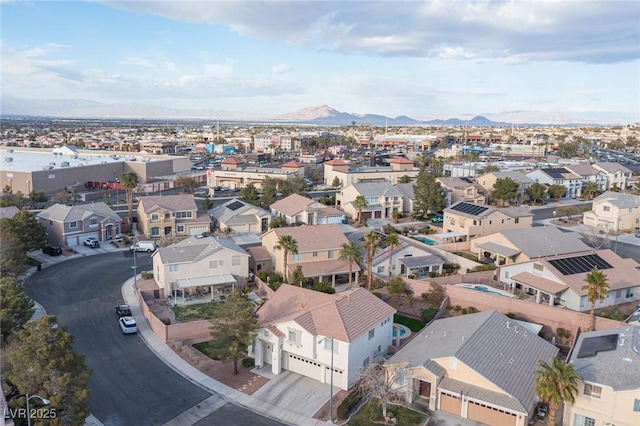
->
[37,264,42,271]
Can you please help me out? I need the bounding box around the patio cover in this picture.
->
[476,242,521,258]
[288,259,360,278]
[174,274,237,289]
[511,272,566,294]
[398,255,443,268]
[433,231,466,240]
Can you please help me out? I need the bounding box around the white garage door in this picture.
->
[188,225,209,236]
[285,353,323,380]
[66,236,80,247]
[68,232,100,247]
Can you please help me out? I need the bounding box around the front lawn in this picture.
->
[347,399,427,426]
[171,302,219,322]
[26,257,42,267]
[193,340,223,361]
[394,314,424,333]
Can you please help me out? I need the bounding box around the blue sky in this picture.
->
[1,0,639,123]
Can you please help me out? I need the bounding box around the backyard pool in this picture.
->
[413,236,435,245]
[456,284,515,298]
[392,324,411,339]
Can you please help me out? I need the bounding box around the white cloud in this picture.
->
[272,63,292,74]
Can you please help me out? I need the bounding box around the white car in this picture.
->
[119,316,138,334]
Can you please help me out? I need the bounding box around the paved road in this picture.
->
[23,252,283,426]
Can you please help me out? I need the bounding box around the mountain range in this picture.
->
[0,97,622,127]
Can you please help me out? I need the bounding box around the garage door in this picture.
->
[468,401,517,426]
[440,393,461,415]
[188,225,210,236]
[66,236,79,247]
[285,353,323,380]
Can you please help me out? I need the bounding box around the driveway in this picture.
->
[251,371,336,418]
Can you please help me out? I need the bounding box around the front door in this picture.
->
[419,380,431,400]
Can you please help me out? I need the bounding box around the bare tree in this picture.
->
[357,360,399,421]
[582,228,611,250]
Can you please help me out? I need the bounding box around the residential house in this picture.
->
[526,168,583,198]
[152,235,249,302]
[388,310,558,426]
[250,285,396,390]
[563,164,608,191]
[261,224,360,286]
[443,201,533,239]
[470,227,592,266]
[436,177,486,205]
[338,182,404,221]
[247,246,273,275]
[137,194,211,238]
[563,326,640,426]
[395,182,451,215]
[323,158,419,189]
[476,171,534,205]
[209,198,272,234]
[592,162,633,190]
[582,191,640,232]
[208,158,304,190]
[270,194,345,226]
[499,249,640,310]
[37,202,122,246]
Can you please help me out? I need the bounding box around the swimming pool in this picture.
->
[455,284,515,298]
[392,324,411,339]
[413,236,435,245]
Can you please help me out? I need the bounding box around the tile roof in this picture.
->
[209,198,271,224]
[394,182,415,198]
[593,162,632,174]
[389,310,558,413]
[564,164,602,176]
[0,206,20,219]
[37,202,121,223]
[265,224,349,252]
[270,194,315,216]
[139,194,198,213]
[591,191,640,209]
[221,157,244,164]
[287,259,360,277]
[483,171,535,183]
[350,182,404,198]
[324,159,348,166]
[257,285,396,343]
[510,272,567,294]
[281,160,303,168]
[390,157,414,164]
[156,235,247,264]
[499,227,591,258]
[247,245,272,261]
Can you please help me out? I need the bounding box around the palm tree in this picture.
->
[339,241,362,290]
[385,233,401,283]
[275,235,298,283]
[582,181,601,200]
[535,357,581,426]
[582,268,610,331]
[120,172,139,220]
[353,195,368,225]
[362,232,381,290]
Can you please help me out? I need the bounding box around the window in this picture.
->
[449,359,458,370]
[209,260,217,269]
[218,260,224,266]
[366,196,378,204]
[327,250,333,259]
[175,211,192,219]
[151,213,159,221]
[627,288,634,298]
[580,296,587,308]
[533,263,543,272]
[573,414,595,426]
[90,218,98,226]
[634,399,640,412]
[232,255,241,266]
[169,264,179,272]
[151,227,160,237]
[293,253,301,261]
[505,271,510,279]
[368,329,375,340]
[165,213,171,220]
[288,328,301,345]
[362,357,370,367]
[515,217,519,224]
[377,266,385,273]
[603,206,610,212]
[69,221,77,229]
[324,338,337,353]
[489,220,492,225]
[394,369,408,386]
[312,251,318,258]
[616,289,622,299]
[176,225,185,233]
[583,383,602,398]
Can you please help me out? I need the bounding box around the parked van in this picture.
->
[130,241,158,253]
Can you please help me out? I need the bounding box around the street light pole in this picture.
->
[319,336,335,424]
[25,393,50,426]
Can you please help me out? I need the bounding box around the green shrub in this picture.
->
[242,357,255,368]
[421,306,439,323]
[123,236,132,245]
[141,271,153,280]
[257,270,269,282]
[467,306,479,314]
[337,390,363,420]
[159,317,171,325]
[313,281,336,294]
[506,312,517,319]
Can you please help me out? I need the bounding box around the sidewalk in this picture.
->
[121,278,330,426]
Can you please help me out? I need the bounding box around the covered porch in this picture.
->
[475,242,520,266]
[509,272,566,306]
[399,255,444,278]
[431,231,468,244]
[288,259,361,287]
[170,274,237,305]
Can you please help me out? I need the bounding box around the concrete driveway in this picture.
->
[251,371,337,417]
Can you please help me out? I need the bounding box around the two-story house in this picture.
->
[443,201,533,239]
[153,234,250,303]
[499,249,640,310]
[209,198,272,234]
[37,202,122,246]
[526,167,583,198]
[592,162,633,190]
[476,171,534,205]
[137,194,211,238]
[323,158,419,189]
[582,191,640,232]
[436,177,486,205]
[338,182,404,221]
[270,194,345,226]
[261,224,360,286]
[564,326,640,426]
[563,164,608,191]
[388,310,558,426]
[250,284,396,390]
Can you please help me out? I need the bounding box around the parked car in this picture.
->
[536,403,549,421]
[636,231,640,238]
[115,304,132,317]
[119,316,138,334]
[83,237,100,248]
[194,188,209,197]
[130,241,158,252]
[42,245,63,256]
[430,214,444,224]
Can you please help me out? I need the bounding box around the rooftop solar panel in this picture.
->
[577,334,618,358]
[548,254,612,275]
[450,202,489,216]
[545,168,569,179]
[226,201,244,211]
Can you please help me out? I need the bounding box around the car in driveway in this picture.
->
[119,316,138,334]
[430,214,444,224]
[116,304,132,317]
[83,237,100,248]
[42,245,63,256]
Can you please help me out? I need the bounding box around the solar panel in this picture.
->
[226,201,244,211]
[577,334,618,358]
[460,177,474,184]
[548,254,612,275]
[450,202,489,216]
[545,168,569,179]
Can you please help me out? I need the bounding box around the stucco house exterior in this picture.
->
[261,224,360,286]
[338,182,404,221]
[476,171,534,205]
[592,162,633,190]
[270,194,345,226]
[436,177,486,205]
[323,158,418,189]
[207,158,304,191]
[582,191,640,232]
[250,285,396,390]
[564,164,608,191]
[526,167,583,198]
[37,202,122,246]
[443,201,533,239]
[137,194,211,238]
[152,234,250,302]
[388,310,558,426]
[499,249,640,310]
[563,326,640,426]
[209,198,272,234]
[395,182,451,215]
